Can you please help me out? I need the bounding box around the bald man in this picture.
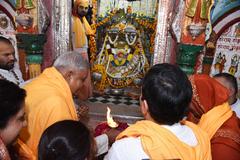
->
[214,73,240,118]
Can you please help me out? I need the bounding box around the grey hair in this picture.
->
[53,51,89,70]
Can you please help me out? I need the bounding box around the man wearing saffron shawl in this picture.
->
[188,74,240,160]
[72,0,94,100]
[105,64,211,160]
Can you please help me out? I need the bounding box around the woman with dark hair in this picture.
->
[38,120,96,160]
[0,79,27,159]
[188,74,240,160]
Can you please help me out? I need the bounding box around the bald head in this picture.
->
[53,52,89,95]
[214,73,238,104]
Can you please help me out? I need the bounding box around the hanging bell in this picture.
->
[24,0,35,9]
[16,0,23,9]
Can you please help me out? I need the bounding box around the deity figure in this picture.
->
[181,0,213,45]
[186,0,211,21]
[214,52,226,74]
[235,23,240,37]
[92,22,149,94]
[16,0,36,33]
[172,0,214,75]
[228,54,240,75]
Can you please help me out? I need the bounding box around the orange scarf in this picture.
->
[18,67,78,158]
[73,16,94,48]
[188,74,233,138]
[117,120,211,160]
[15,139,36,160]
[39,67,78,120]
[188,74,229,123]
[198,102,233,138]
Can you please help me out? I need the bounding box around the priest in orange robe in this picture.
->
[188,74,240,160]
[17,52,111,159]
[72,0,94,100]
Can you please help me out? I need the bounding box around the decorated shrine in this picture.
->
[90,2,157,95]
[0,2,240,160]
[0,0,240,124]
[0,0,239,89]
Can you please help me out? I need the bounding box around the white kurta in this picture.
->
[231,98,240,118]
[0,66,24,85]
[104,123,198,160]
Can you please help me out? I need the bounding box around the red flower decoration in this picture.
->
[94,121,129,137]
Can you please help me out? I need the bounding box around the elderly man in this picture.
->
[214,73,240,118]
[18,52,112,159]
[0,36,24,85]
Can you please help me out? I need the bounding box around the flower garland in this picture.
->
[104,38,148,88]
[108,34,119,45]
[89,7,157,62]
[135,18,157,53]
[89,4,154,89]
[125,33,137,46]
[92,64,107,92]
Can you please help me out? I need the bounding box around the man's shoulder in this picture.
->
[111,137,143,153]
[106,137,148,159]
[185,121,209,136]
[24,77,56,91]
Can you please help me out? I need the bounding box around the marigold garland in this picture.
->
[89,3,156,90]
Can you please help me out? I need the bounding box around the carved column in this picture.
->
[177,44,203,75]
[153,0,176,64]
[16,33,46,78]
[52,0,72,58]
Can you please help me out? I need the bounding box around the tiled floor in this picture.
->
[83,94,143,127]
[88,94,140,107]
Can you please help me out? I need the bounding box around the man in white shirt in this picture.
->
[214,72,240,118]
[0,36,24,85]
[105,64,211,160]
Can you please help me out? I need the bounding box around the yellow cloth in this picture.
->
[117,120,212,160]
[73,16,94,48]
[198,102,233,139]
[18,67,78,158]
[15,139,36,160]
[186,0,211,19]
[75,0,89,8]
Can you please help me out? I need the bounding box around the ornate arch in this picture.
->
[213,6,240,40]
[0,0,16,27]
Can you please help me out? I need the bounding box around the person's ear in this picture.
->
[63,70,73,82]
[229,87,236,97]
[140,96,149,117]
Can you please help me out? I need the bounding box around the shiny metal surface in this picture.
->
[52,0,71,59]
[153,0,175,64]
[92,72,102,81]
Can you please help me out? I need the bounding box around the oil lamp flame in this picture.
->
[107,107,119,128]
